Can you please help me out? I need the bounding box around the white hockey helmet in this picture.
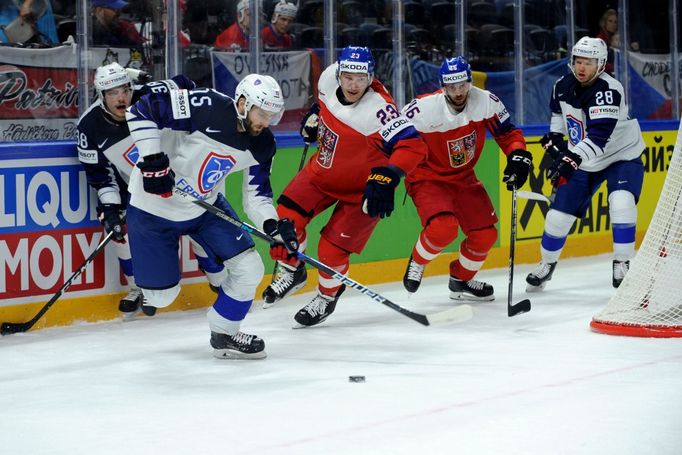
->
[271,0,297,23]
[570,36,608,80]
[234,74,285,125]
[237,0,249,22]
[94,62,132,98]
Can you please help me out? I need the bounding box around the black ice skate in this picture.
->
[140,295,157,316]
[525,262,557,292]
[293,285,346,328]
[262,262,307,308]
[448,277,495,301]
[403,255,425,293]
[119,288,143,314]
[612,260,630,288]
[210,331,266,359]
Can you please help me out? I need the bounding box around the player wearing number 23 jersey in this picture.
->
[263,46,428,328]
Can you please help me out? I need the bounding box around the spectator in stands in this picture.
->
[0,0,59,44]
[91,0,146,46]
[214,0,249,51]
[595,8,617,75]
[262,0,297,50]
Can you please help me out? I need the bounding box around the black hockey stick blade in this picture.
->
[508,298,532,317]
[1,231,114,336]
[174,188,473,326]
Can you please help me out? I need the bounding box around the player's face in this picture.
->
[245,106,278,135]
[273,15,293,34]
[573,57,599,84]
[239,8,250,30]
[338,72,370,103]
[103,85,133,121]
[444,81,469,110]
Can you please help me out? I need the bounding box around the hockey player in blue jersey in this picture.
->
[125,74,298,359]
[77,62,226,318]
[526,37,645,291]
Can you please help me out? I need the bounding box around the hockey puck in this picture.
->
[348,375,366,383]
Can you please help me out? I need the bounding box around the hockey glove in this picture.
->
[125,67,153,84]
[300,103,320,142]
[363,166,401,219]
[264,218,300,266]
[98,203,127,243]
[547,150,582,186]
[540,132,568,160]
[503,149,533,190]
[137,152,175,198]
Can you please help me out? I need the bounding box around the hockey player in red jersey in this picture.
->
[401,56,532,301]
[262,45,428,327]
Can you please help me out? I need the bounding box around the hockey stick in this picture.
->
[508,186,531,317]
[516,190,551,204]
[1,231,115,335]
[174,188,473,326]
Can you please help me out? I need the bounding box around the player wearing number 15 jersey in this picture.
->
[262,45,428,328]
[400,56,532,301]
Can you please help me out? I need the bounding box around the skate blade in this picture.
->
[525,282,547,293]
[449,292,495,302]
[120,309,141,321]
[213,349,267,360]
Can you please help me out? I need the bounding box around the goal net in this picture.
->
[591,119,682,337]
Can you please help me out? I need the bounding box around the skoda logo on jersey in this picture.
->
[123,144,140,167]
[198,152,237,193]
[565,114,584,146]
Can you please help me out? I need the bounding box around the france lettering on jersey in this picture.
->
[403,86,525,183]
[126,87,278,227]
[76,76,195,205]
[548,72,644,172]
[306,63,426,202]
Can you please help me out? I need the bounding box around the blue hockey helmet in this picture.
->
[440,56,472,86]
[336,46,375,82]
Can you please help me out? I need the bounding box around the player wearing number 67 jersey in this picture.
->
[77,62,224,318]
[526,37,645,292]
[125,74,298,359]
[400,56,531,301]
[261,45,428,328]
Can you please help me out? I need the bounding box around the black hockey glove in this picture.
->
[98,203,126,243]
[300,103,320,142]
[363,166,401,219]
[547,150,582,186]
[503,149,533,190]
[264,218,300,266]
[125,67,153,84]
[540,132,568,160]
[137,152,175,198]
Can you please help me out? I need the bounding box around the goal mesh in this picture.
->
[591,119,682,337]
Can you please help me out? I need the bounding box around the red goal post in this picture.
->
[591,119,682,337]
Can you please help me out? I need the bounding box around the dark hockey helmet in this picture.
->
[336,46,375,83]
[440,56,472,86]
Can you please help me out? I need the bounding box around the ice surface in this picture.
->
[1,254,681,455]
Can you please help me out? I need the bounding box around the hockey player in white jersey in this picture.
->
[125,74,298,359]
[77,62,226,318]
[526,37,645,291]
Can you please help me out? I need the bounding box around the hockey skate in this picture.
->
[449,277,495,301]
[210,331,266,359]
[526,262,557,292]
[403,255,425,293]
[612,260,630,288]
[262,262,307,308]
[293,285,346,328]
[119,288,156,318]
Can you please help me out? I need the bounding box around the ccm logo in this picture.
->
[141,168,171,177]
